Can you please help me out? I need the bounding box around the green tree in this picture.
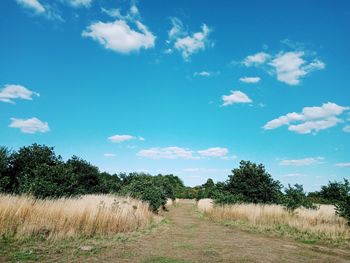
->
[9,144,61,194]
[283,184,315,212]
[24,163,78,198]
[0,147,11,192]
[66,156,101,194]
[225,160,282,203]
[320,179,350,204]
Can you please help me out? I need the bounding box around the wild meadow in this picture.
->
[198,199,350,245]
[0,194,157,240]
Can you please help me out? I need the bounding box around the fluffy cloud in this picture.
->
[264,102,349,134]
[343,125,350,133]
[138,146,234,160]
[239,76,261,83]
[243,52,270,66]
[82,5,155,54]
[193,71,219,77]
[242,50,325,85]
[108,134,144,143]
[198,147,228,157]
[222,90,252,106]
[167,18,212,61]
[16,0,63,21]
[335,162,350,167]
[279,157,324,166]
[9,117,49,134]
[65,0,93,8]
[194,71,210,77]
[137,147,198,160]
[16,0,45,14]
[0,84,39,103]
[270,52,325,85]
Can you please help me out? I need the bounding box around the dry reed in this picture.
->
[199,200,350,241]
[0,194,157,240]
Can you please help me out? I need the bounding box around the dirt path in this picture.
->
[90,200,350,263]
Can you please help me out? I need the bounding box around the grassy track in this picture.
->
[2,199,350,262]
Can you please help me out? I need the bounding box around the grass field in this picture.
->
[1,199,350,262]
[0,194,158,240]
[198,199,350,245]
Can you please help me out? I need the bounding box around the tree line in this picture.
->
[0,144,349,222]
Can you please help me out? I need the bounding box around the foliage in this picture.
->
[335,196,350,225]
[214,193,245,205]
[120,174,168,212]
[22,163,78,198]
[66,156,101,194]
[225,160,282,204]
[0,147,11,192]
[9,144,62,194]
[283,184,316,212]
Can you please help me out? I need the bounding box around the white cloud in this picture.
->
[16,0,63,21]
[104,153,116,157]
[9,117,49,134]
[66,0,93,8]
[222,90,252,106]
[194,71,210,77]
[288,117,341,134]
[108,134,144,143]
[0,84,39,103]
[279,157,324,166]
[167,18,212,61]
[242,50,325,85]
[193,71,219,77]
[101,7,121,18]
[343,125,350,133]
[239,76,261,83]
[264,102,349,134]
[82,5,155,54]
[243,52,270,66]
[336,162,350,167]
[270,52,325,85]
[198,147,228,157]
[137,147,198,160]
[16,0,45,14]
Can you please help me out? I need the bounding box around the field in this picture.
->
[198,199,350,245]
[1,198,350,262]
[0,194,157,240]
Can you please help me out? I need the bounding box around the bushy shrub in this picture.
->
[335,196,350,225]
[283,184,316,212]
[121,177,167,212]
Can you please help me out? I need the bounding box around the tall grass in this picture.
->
[0,194,157,240]
[198,200,350,242]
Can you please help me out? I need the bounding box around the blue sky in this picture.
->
[1,0,350,190]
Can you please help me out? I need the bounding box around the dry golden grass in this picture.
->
[0,194,157,240]
[199,200,350,241]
